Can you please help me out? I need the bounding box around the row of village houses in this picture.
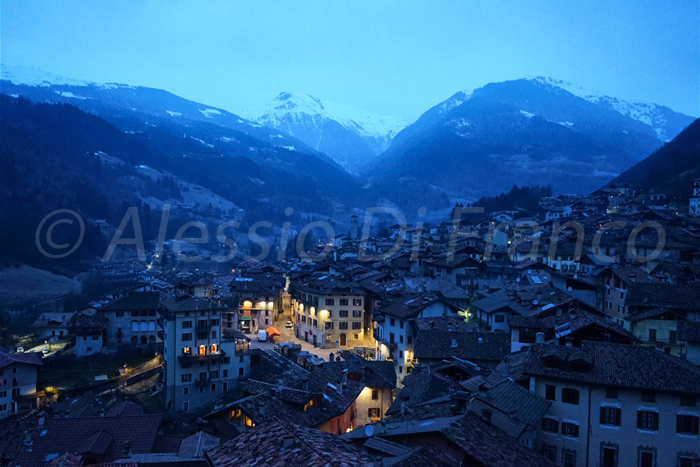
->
[2,181,700,465]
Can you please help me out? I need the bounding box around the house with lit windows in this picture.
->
[291,276,369,349]
[372,294,459,386]
[228,277,284,333]
[0,349,43,420]
[162,296,251,412]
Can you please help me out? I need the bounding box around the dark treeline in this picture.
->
[453,184,552,219]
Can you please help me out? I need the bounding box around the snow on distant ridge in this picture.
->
[243,92,407,141]
[529,75,680,141]
[1,64,134,90]
[2,64,90,87]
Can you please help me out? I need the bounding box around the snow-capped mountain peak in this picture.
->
[242,92,408,169]
[244,91,406,141]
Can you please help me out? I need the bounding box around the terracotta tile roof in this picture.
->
[104,401,143,417]
[205,418,378,467]
[414,331,510,363]
[414,317,477,332]
[627,283,700,311]
[441,412,555,467]
[374,295,439,319]
[678,320,700,343]
[232,365,365,427]
[385,444,456,467]
[241,379,317,405]
[15,414,162,466]
[337,353,397,388]
[102,291,161,311]
[74,313,107,329]
[177,431,219,458]
[151,434,185,453]
[209,418,241,442]
[0,349,43,370]
[385,368,451,417]
[467,377,551,428]
[522,341,700,394]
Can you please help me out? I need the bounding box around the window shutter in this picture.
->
[615,408,621,426]
[638,411,643,429]
[600,406,606,424]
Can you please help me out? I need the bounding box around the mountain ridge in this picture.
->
[242,91,407,170]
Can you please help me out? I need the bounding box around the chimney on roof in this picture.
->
[536,332,545,344]
[283,435,295,450]
[342,369,348,388]
[477,384,488,398]
[565,336,573,347]
[481,408,492,425]
[195,299,199,310]
[38,412,45,428]
[122,441,132,458]
[329,352,334,363]
[24,431,32,447]
[336,380,343,396]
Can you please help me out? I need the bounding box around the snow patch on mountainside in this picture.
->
[55,91,90,100]
[530,76,685,141]
[199,108,222,118]
[438,91,472,116]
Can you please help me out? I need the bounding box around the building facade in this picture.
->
[292,278,369,349]
[162,296,251,412]
[0,351,43,420]
[523,342,700,467]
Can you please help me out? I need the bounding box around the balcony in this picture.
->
[235,343,250,355]
[195,377,211,387]
[375,335,398,350]
[178,350,226,363]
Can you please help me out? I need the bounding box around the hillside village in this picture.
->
[0,180,699,467]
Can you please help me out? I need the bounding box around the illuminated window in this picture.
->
[244,416,255,427]
[182,347,191,355]
[199,345,206,355]
[211,344,218,353]
[303,398,317,412]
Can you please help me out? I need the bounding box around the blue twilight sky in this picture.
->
[1,0,698,121]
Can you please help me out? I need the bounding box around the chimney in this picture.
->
[329,352,335,363]
[481,408,492,425]
[336,381,343,396]
[24,431,32,446]
[342,369,348,388]
[536,332,545,344]
[477,384,488,398]
[195,299,199,310]
[283,435,295,450]
[38,413,45,428]
[565,336,573,347]
[122,441,132,458]
[302,378,309,391]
